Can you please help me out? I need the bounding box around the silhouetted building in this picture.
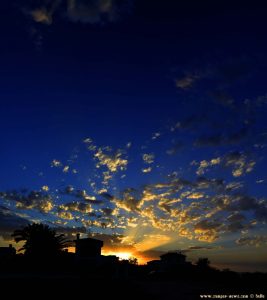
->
[74,234,103,258]
[0,244,16,259]
[147,260,161,268]
[147,251,191,273]
[160,252,186,265]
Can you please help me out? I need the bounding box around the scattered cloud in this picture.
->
[152,132,161,140]
[57,211,74,220]
[175,73,201,89]
[142,167,152,173]
[94,148,128,172]
[42,185,49,192]
[30,8,53,25]
[59,201,93,214]
[23,0,133,25]
[236,235,267,247]
[0,190,54,213]
[142,153,155,164]
[63,166,70,173]
[51,159,62,167]
[194,151,256,178]
[194,128,249,147]
[224,151,256,177]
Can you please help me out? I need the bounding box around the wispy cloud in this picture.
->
[236,235,267,247]
[175,72,201,90]
[23,0,133,25]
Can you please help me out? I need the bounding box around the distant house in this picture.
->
[147,251,191,272]
[74,234,119,267]
[160,252,187,265]
[74,234,103,258]
[0,244,16,259]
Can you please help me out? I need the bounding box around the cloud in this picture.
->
[225,182,244,191]
[194,151,256,178]
[24,0,133,25]
[57,211,74,220]
[194,219,221,231]
[194,128,249,147]
[61,187,103,204]
[59,201,93,214]
[236,235,267,247]
[196,157,221,175]
[101,208,113,216]
[226,221,246,233]
[142,153,155,164]
[112,188,141,213]
[224,151,256,177]
[89,232,124,248]
[151,132,161,140]
[194,220,221,242]
[0,190,54,213]
[186,192,204,199]
[51,159,62,167]
[63,166,70,173]
[170,114,208,132]
[227,213,246,223]
[30,8,53,25]
[175,73,201,89]
[0,206,30,240]
[53,225,87,240]
[41,185,50,192]
[142,167,152,173]
[195,177,224,190]
[67,0,133,24]
[25,0,62,25]
[210,90,234,107]
[213,193,267,223]
[186,245,216,251]
[94,148,128,172]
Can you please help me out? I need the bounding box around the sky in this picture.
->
[0,0,267,271]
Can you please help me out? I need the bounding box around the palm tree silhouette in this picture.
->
[12,223,69,258]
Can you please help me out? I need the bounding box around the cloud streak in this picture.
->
[23,0,133,25]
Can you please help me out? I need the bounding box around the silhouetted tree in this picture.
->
[128,257,138,265]
[196,257,210,269]
[12,223,69,258]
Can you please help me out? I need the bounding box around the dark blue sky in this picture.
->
[0,0,267,270]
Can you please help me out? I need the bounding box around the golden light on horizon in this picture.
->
[68,246,75,253]
[115,252,132,260]
[102,249,132,260]
[102,249,151,265]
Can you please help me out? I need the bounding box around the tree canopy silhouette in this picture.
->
[196,257,211,269]
[12,223,69,258]
[128,257,138,265]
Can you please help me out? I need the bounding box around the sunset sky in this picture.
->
[0,0,267,271]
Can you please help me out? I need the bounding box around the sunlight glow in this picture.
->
[116,252,132,260]
[102,250,132,260]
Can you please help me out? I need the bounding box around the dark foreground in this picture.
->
[0,256,266,299]
[1,271,266,300]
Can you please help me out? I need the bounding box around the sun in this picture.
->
[114,252,132,260]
